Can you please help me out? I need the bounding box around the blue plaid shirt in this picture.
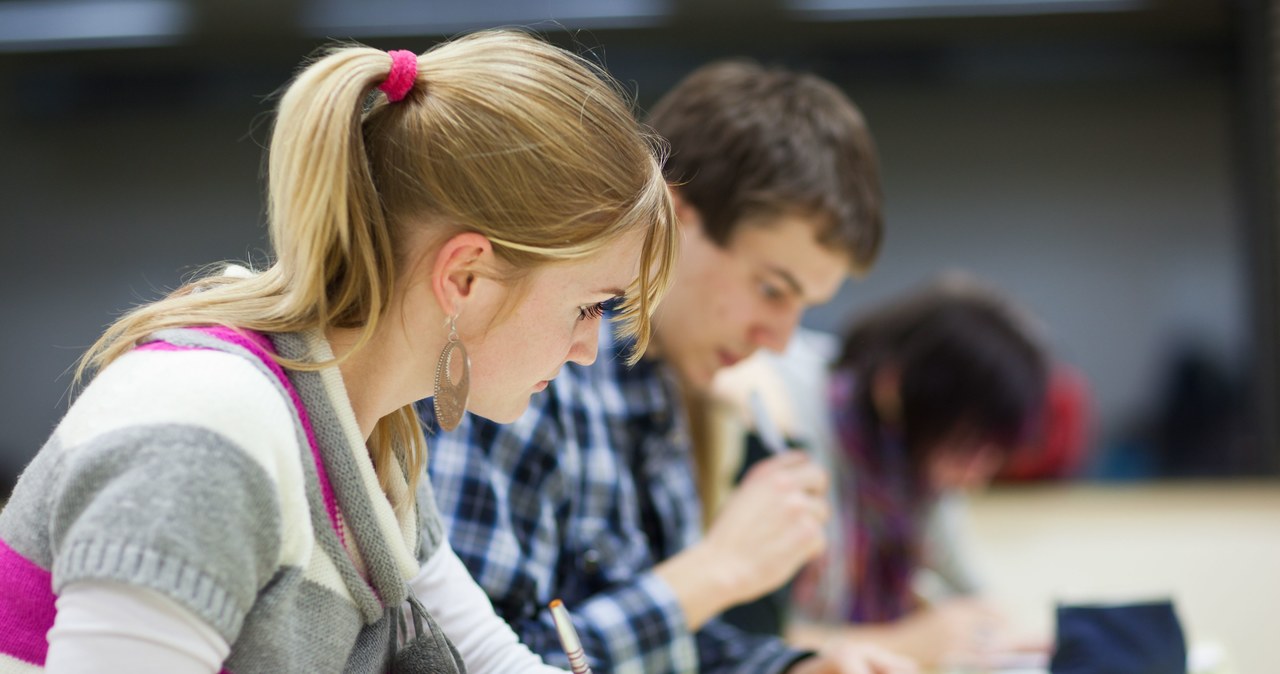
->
[420,324,811,674]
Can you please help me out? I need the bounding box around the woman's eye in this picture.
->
[578,296,622,322]
[578,301,607,321]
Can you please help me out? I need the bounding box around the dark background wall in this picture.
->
[1,0,1274,491]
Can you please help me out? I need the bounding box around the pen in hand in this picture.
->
[749,390,792,455]
[549,599,593,674]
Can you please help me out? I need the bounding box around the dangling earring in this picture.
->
[433,313,471,431]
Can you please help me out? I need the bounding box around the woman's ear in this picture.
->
[431,231,494,317]
[871,365,904,427]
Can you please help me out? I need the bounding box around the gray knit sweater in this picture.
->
[0,327,463,673]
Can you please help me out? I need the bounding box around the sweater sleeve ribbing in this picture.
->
[49,423,283,643]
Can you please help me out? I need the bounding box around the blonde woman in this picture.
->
[0,30,675,674]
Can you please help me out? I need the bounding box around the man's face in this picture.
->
[654,207,850,392]
[926,438,1005,492]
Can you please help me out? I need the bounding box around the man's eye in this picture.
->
[760,282,786,301]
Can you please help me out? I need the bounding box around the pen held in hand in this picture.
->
[748,390,792,456]
[549,599,593,674]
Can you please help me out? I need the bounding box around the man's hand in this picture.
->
[654,451,829,629]
[702,451,830,605]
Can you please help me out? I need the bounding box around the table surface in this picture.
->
[965,481,1280,674]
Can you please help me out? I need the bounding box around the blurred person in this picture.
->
[423,61,914,674]
[0,30,679,673]
[710,275,1050,669]
[995,363,1092,482]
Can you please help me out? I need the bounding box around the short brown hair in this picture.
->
[646,60,883,274]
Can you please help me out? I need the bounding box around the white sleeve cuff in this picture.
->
[411,540,567,673]
[47,580,229,674]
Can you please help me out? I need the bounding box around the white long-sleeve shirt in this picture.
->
[48,539,566,673]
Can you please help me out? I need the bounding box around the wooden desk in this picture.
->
[966,481,1280,674]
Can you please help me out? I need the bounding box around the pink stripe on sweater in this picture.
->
[138,327,344,547]
[0,538,55,665]
[137,341,186,352]
[0,538,241,672]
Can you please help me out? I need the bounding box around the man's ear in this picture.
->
[431,231,493,317]
[669,186,704,234]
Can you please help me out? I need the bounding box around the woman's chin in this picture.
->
[466,395,531,426]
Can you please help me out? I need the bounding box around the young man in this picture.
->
[421,61,903,673]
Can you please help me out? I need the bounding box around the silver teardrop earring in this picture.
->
[433,313,471,431]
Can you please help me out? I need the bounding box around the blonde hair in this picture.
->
[76,30,677,506]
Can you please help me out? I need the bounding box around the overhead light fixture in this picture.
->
[787,0,1145,20]
[0,0,190,52]
[305,0,671,38]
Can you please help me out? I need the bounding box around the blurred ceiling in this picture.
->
[0,0,1231,56]
[0,0,1239,122]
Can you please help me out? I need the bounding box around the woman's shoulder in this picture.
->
[0,345,305,605]
[57,346,300,468]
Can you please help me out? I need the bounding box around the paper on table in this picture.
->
[937,642,1227,674]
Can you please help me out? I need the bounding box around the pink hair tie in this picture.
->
[379,49,418,103]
